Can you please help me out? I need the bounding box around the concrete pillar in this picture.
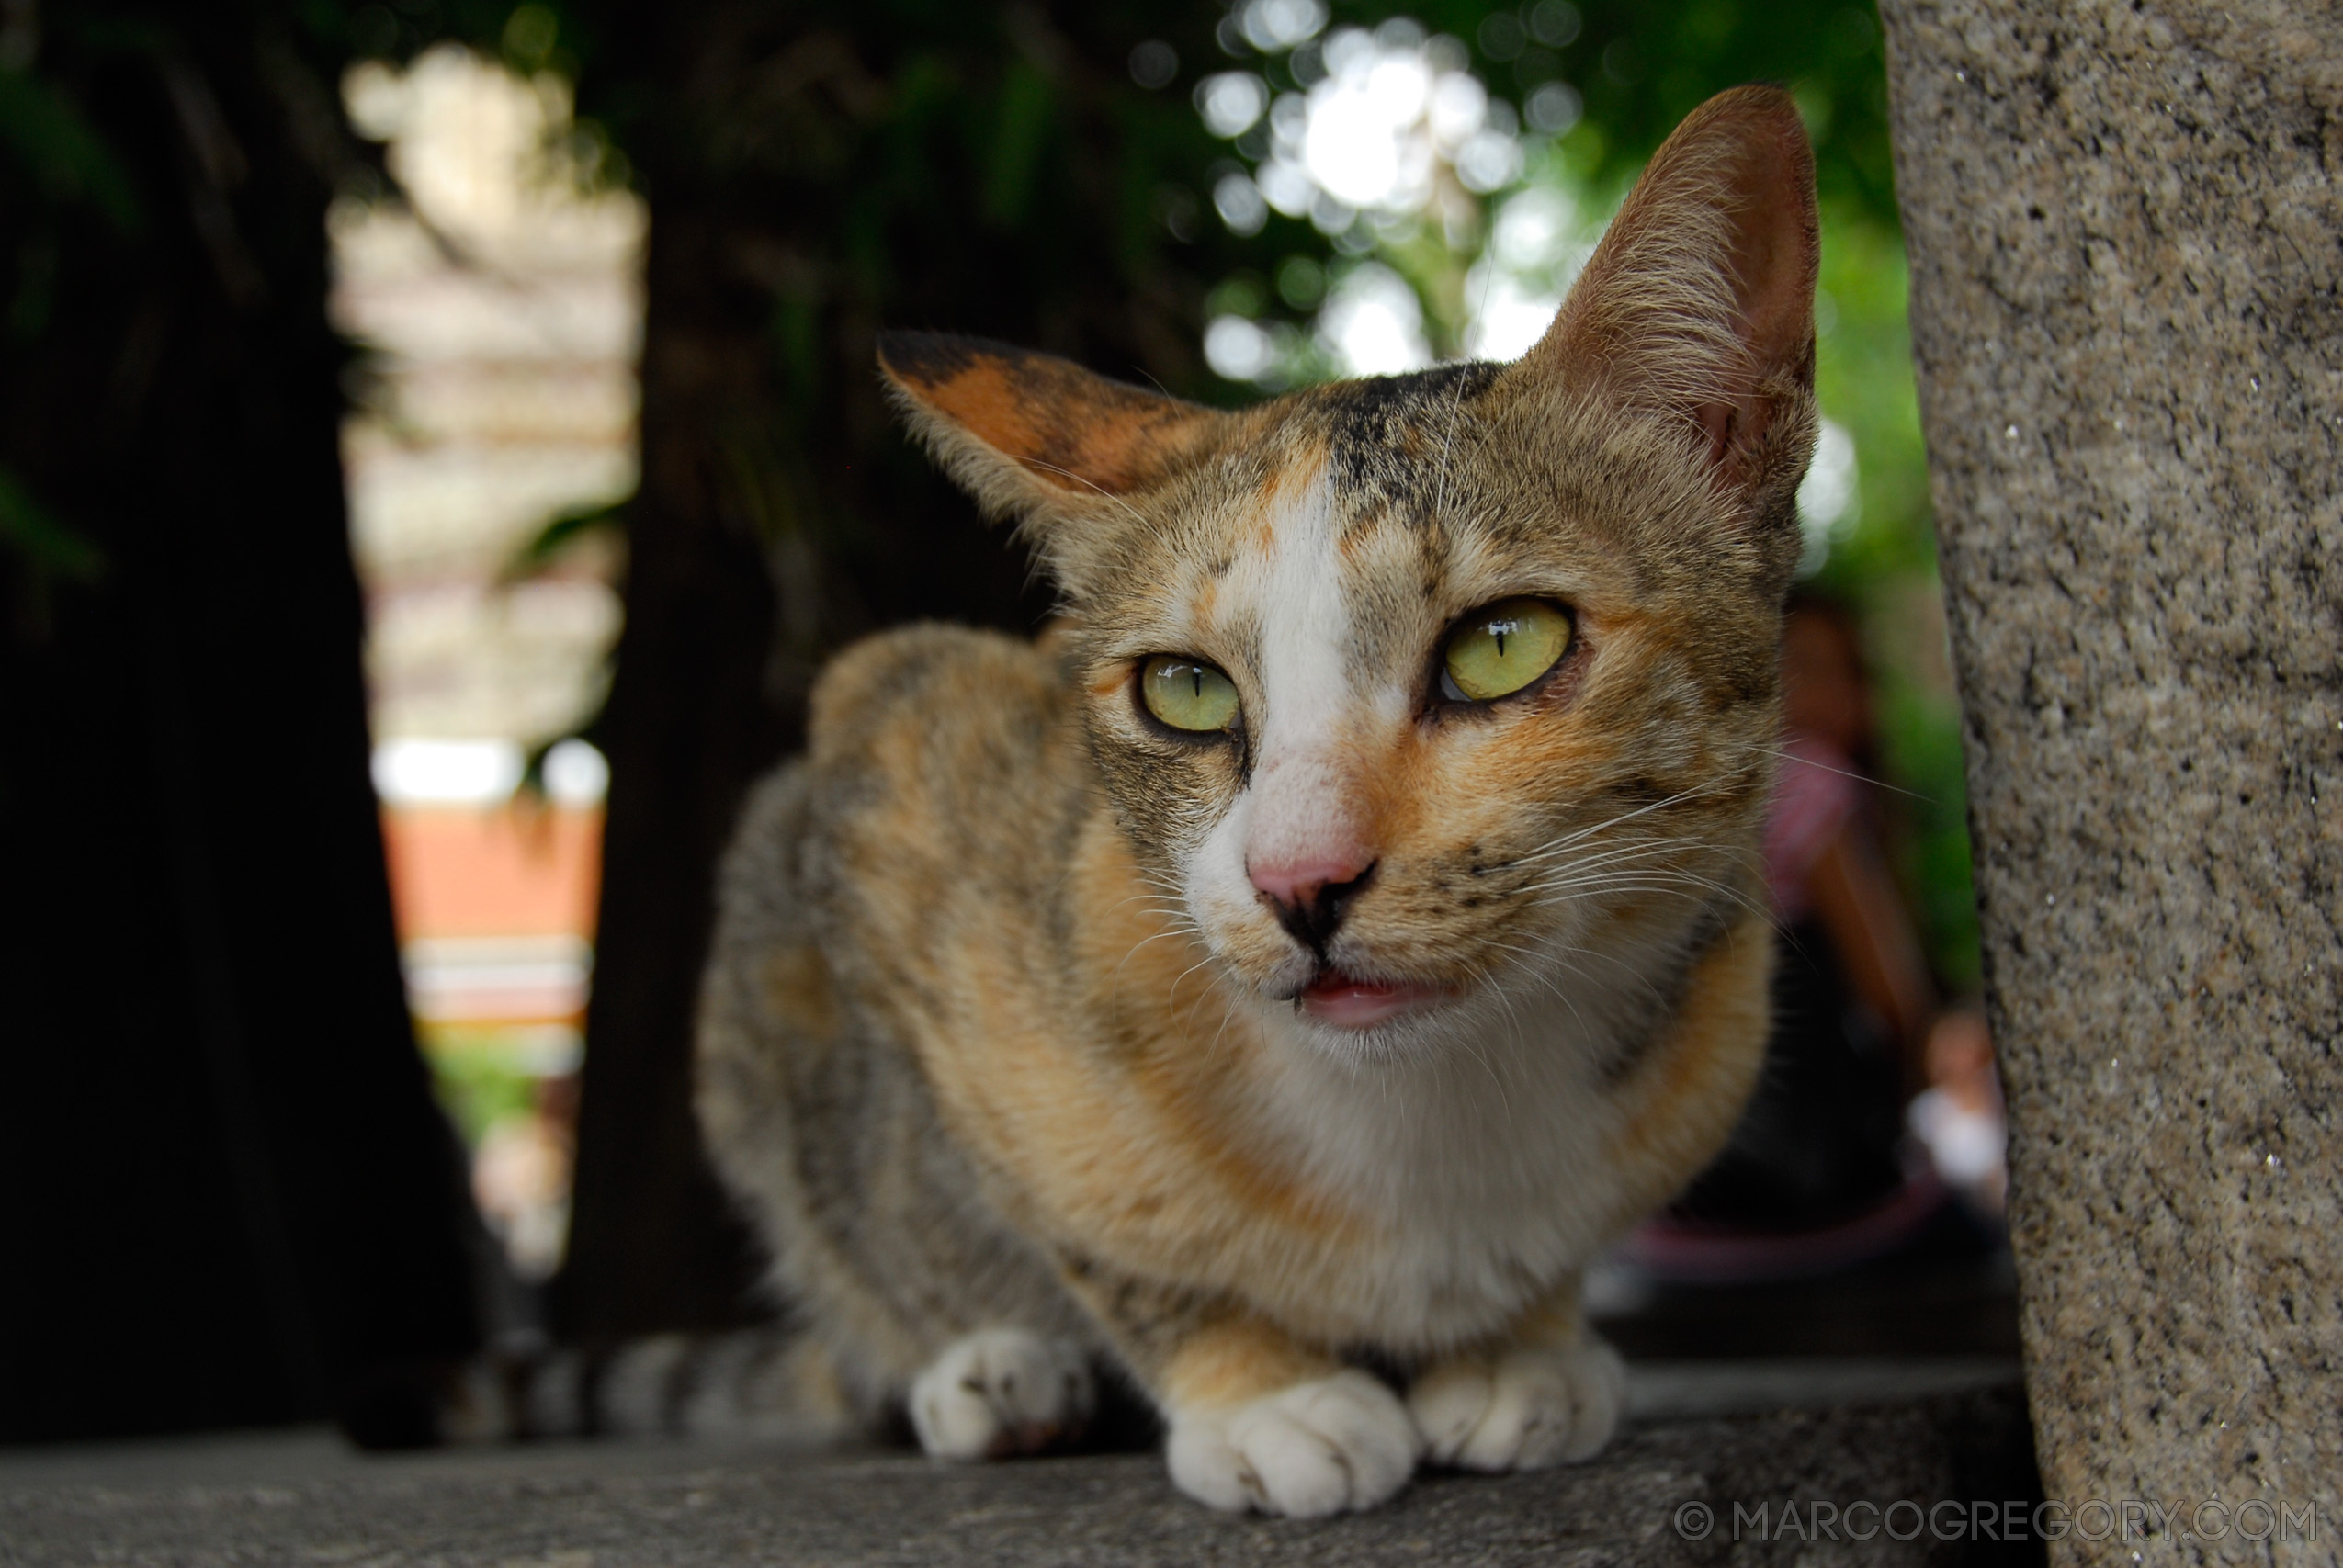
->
[1877,1,2342,1557]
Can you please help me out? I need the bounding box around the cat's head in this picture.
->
[880,87,1817,1052]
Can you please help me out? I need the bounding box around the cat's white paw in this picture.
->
[1409,1337,1625,1471]
[1166,1369,1421,1517]
[908,1328,1094,1460]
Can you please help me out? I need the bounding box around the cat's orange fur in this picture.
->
[693,85,1818,1515]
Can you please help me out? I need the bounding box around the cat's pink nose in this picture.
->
[1249,853,1376,946]
[1248,855,1366,908]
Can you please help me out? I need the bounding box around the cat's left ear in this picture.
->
[878,333,1224,592]
[1507,85,1818,526]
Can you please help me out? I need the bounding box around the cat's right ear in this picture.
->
[1505,85,1818,550]
[877,333,1223,593]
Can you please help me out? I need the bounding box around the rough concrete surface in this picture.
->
[0,1378,2032,1568]
[1877,2,2342,1561]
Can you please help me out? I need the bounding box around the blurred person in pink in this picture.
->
[1628,592,2002,1281]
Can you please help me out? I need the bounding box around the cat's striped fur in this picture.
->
[683,86,1818,1515]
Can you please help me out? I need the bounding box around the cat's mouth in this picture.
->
[1296,968,1452,1029]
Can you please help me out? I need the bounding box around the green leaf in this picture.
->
[0,465,104,581]
[981,60,1053,231]
[497,497,626,585]
[0,68,141,234]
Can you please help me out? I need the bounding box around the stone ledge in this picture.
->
[1,1365,2032,1567]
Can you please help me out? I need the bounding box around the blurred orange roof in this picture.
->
[382,805,601,943]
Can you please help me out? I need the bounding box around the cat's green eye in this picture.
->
[1140,655,1240,733]
[1442,598,1572,703]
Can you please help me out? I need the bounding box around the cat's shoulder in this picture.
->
[804,623,1081,869]
[809,622,1062,761]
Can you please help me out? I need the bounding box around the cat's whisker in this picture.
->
[1513,866,1721,900]
[1489,940,1598,1010]
[1176,982,1231,1035]
[1428,375,1469,534]
[1490,929,1671,1013]
[1500,771,1766,869]
[1164,953,1224,1016]
[1460,1014,1519,1127]
[1524,872,1779,934]
[1497,804,1727,877]
[1517,863,1734,898]
[1179,986,1227,1032]
[1437,955,1522,1121]
[1021,457,1154,535]
[1104,887,1196,925]
[1504,835,1722,885]
[1205,997,1242,1061]
[1489,928,1640,988]
[1427,231,1503,533]
[1110,892,1203,924]
[1477,937,1598,1044]
[1110,925,1201,989]
[1505,827,1756,884]
[1504,852,1728,903]
[1526,965,1605,1040]
[1752,743,1932,803]
[1606,865,1757,910]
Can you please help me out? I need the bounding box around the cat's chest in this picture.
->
[1236,1013,1641,1348]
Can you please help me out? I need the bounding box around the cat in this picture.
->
[692,85,1817,1517]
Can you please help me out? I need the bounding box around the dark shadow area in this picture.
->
[1598,1227,2021,1363]
[0,7,480,1442]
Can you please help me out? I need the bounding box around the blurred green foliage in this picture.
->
[1419,0,1899,223]
[0,463,103,591]
[0,62,142,232]
[422,1026,563,1144]
[0,13,134,632]
[1805,211,1978,990]
[0,1,363,635]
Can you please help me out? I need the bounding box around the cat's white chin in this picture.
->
[1297,972,1451,1029]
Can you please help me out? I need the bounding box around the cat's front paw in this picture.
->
[1166,1369,1420,1517]
[1409,1337,1625,1471]
[909,1328,1094,1460]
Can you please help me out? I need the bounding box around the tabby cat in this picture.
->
[694,86,1817,1516]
